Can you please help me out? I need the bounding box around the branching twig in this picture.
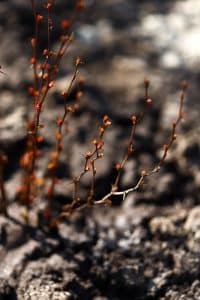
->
[18,1,85,213]
[94,81,187,205]
[113,79,152,190]
[61,115,111,215]
[46,59,84,215]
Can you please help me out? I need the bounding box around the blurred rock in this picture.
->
[184,206,200,232]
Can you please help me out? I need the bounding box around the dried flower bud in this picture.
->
[103,115,109,122]
[67,106,73,112]
[61,19,70,30]
[131,115,137,125]
[128,145,134,154]
[34,101,41,111]
[28,86,35,95]
[96,140,104,149]
[85,151,92,159]
[36,14,43,22]
[45,2,53,9]
[146,98,152,105]
[76,56,81,66]
[115,163,121,171]
[48,162,56,170]
[105,120,112,127]
[48,81,55,88]
[31,38,37,47]
[30,57,36,65]
[37,135,44,143]
[56,117,63,125]
[92,139,104,149]
[92,139,97,145]
[43,49,49,56]
[141,170,147,177]
[99,127,105,134]
[103,115,111,126]
[85,165,89,172]
[35,177,45,186]
[76,91,83,99]
[20,152,32,167]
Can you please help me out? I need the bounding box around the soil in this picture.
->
[0,1,199,299]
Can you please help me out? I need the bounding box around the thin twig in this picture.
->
[94,81,187,205]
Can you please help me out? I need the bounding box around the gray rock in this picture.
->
[150,216,176,235]
[184,206,200,232]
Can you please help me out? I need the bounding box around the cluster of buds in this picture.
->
[98,115,112,136]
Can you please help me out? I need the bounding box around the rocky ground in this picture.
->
[0,0,200,299]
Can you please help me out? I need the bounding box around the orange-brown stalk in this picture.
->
[113,79,152,191]
[94,80,187,205]
[46,60,84,217]
[18,1,85,212]
[61,115,112,215]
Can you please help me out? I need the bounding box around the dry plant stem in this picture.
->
[47,3,52,54]
[113,79,151,190]
[95,175,145,205]
[113,119,137,190]
[71,115,111,208]
[19,1,79,208]
[153,81,187,171]
[0,152,8,216]
[30,0,40,95]
[87,160,96,204]
[95,81,187,205]
[47,62,81,211]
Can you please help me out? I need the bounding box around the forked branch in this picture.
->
[95,81,187,205]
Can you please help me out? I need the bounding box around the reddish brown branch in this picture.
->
[94,81,187,205]
[18,1,85,215]
[61,115,111,215]
[113,79,152,190]
[46,61,83,215]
